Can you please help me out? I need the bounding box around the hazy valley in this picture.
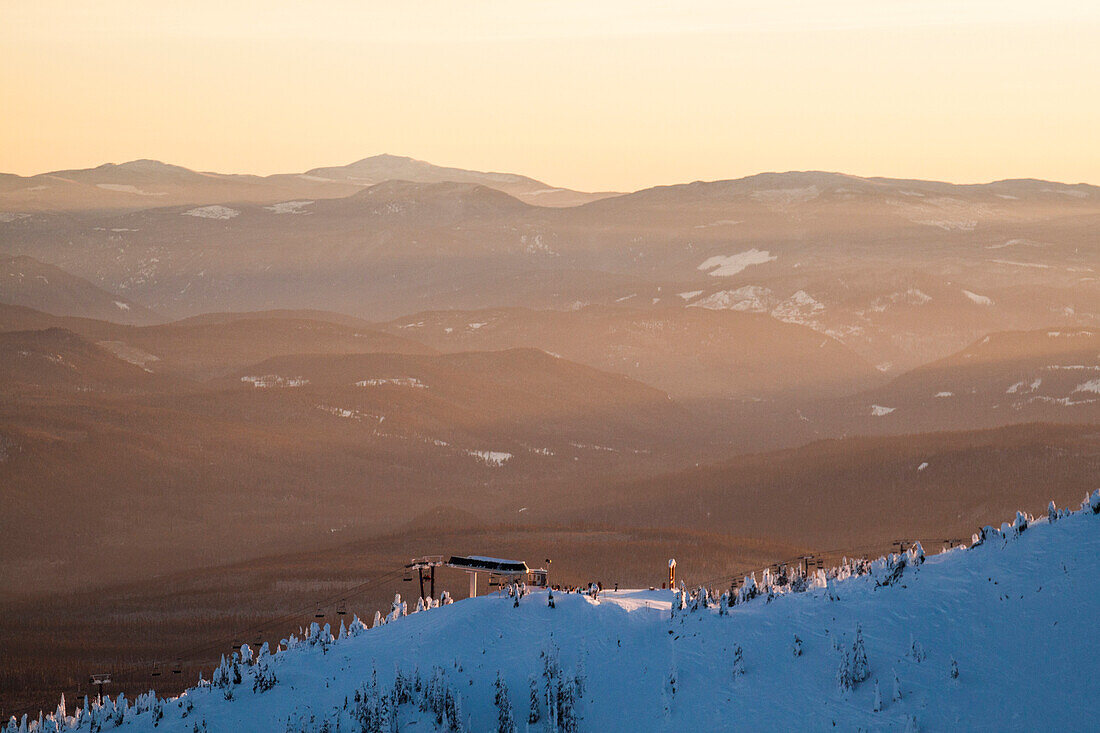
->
[2,156,1098,722]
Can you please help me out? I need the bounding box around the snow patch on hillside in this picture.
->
[317,405,384,422]
[97,341,160,369]
[240,375,308,388]
[356,377,427,389]
[467,450,512,467]
[1006,378,1041,394]
[693,219,742,228]
[986,238,1045,250]
[872,288,931,311]
[265,200,313,214]
[962,289,993,306]
[771,290,825,322]
[697,249,776,277]
[1074,379,1100,394]
[870,404,896,416]
[183,206,240,220]
[689,285,772,312]
[990,259,1051,269]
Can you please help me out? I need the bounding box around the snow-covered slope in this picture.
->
[18,493,1100,732]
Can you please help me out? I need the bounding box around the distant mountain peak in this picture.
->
[98,159,192,174]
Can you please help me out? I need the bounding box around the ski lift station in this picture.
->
[405,555,549,599]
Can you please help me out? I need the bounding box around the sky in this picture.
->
[2,0,1099,191]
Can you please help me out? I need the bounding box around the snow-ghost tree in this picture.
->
[493,672,516,733]
[731,645,745,678]
[851,624,870,683]
[527,675,541,726]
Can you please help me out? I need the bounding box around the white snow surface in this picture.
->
[870,404,896,416]
[355,377,427,389]
[467,450,513,467]
[697,249,776,277]
[1074,379,1100,394]
[240,375,308,389]
[52,498,1100,731]
[689,285,772,312]
[183,206,240,220]
[264,200,314,214]
[961,289,993,306]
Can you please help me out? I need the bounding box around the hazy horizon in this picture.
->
[3,1,1099,191]
[6,151,1100,192]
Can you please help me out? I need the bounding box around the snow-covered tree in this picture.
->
[851,625,870,683]
[791,635,803,657]
[892,669,902,702]
[737,575,759,604]
[557,678,580,733]
[449,687,465,732]
[574,654,586,700]
[731,644,745,678]
[493,672,516,733]
[872,680,882,712]
[950,658,959,680]
[836,650,854,693]
[389,594,406,622]
[253,656,278,693]
[1012,511,1030,534]
[907,634,926,663]
[527,675,541,726]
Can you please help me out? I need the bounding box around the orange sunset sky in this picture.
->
[2,0,1098,191]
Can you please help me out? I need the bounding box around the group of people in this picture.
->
[547,581,621,599]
